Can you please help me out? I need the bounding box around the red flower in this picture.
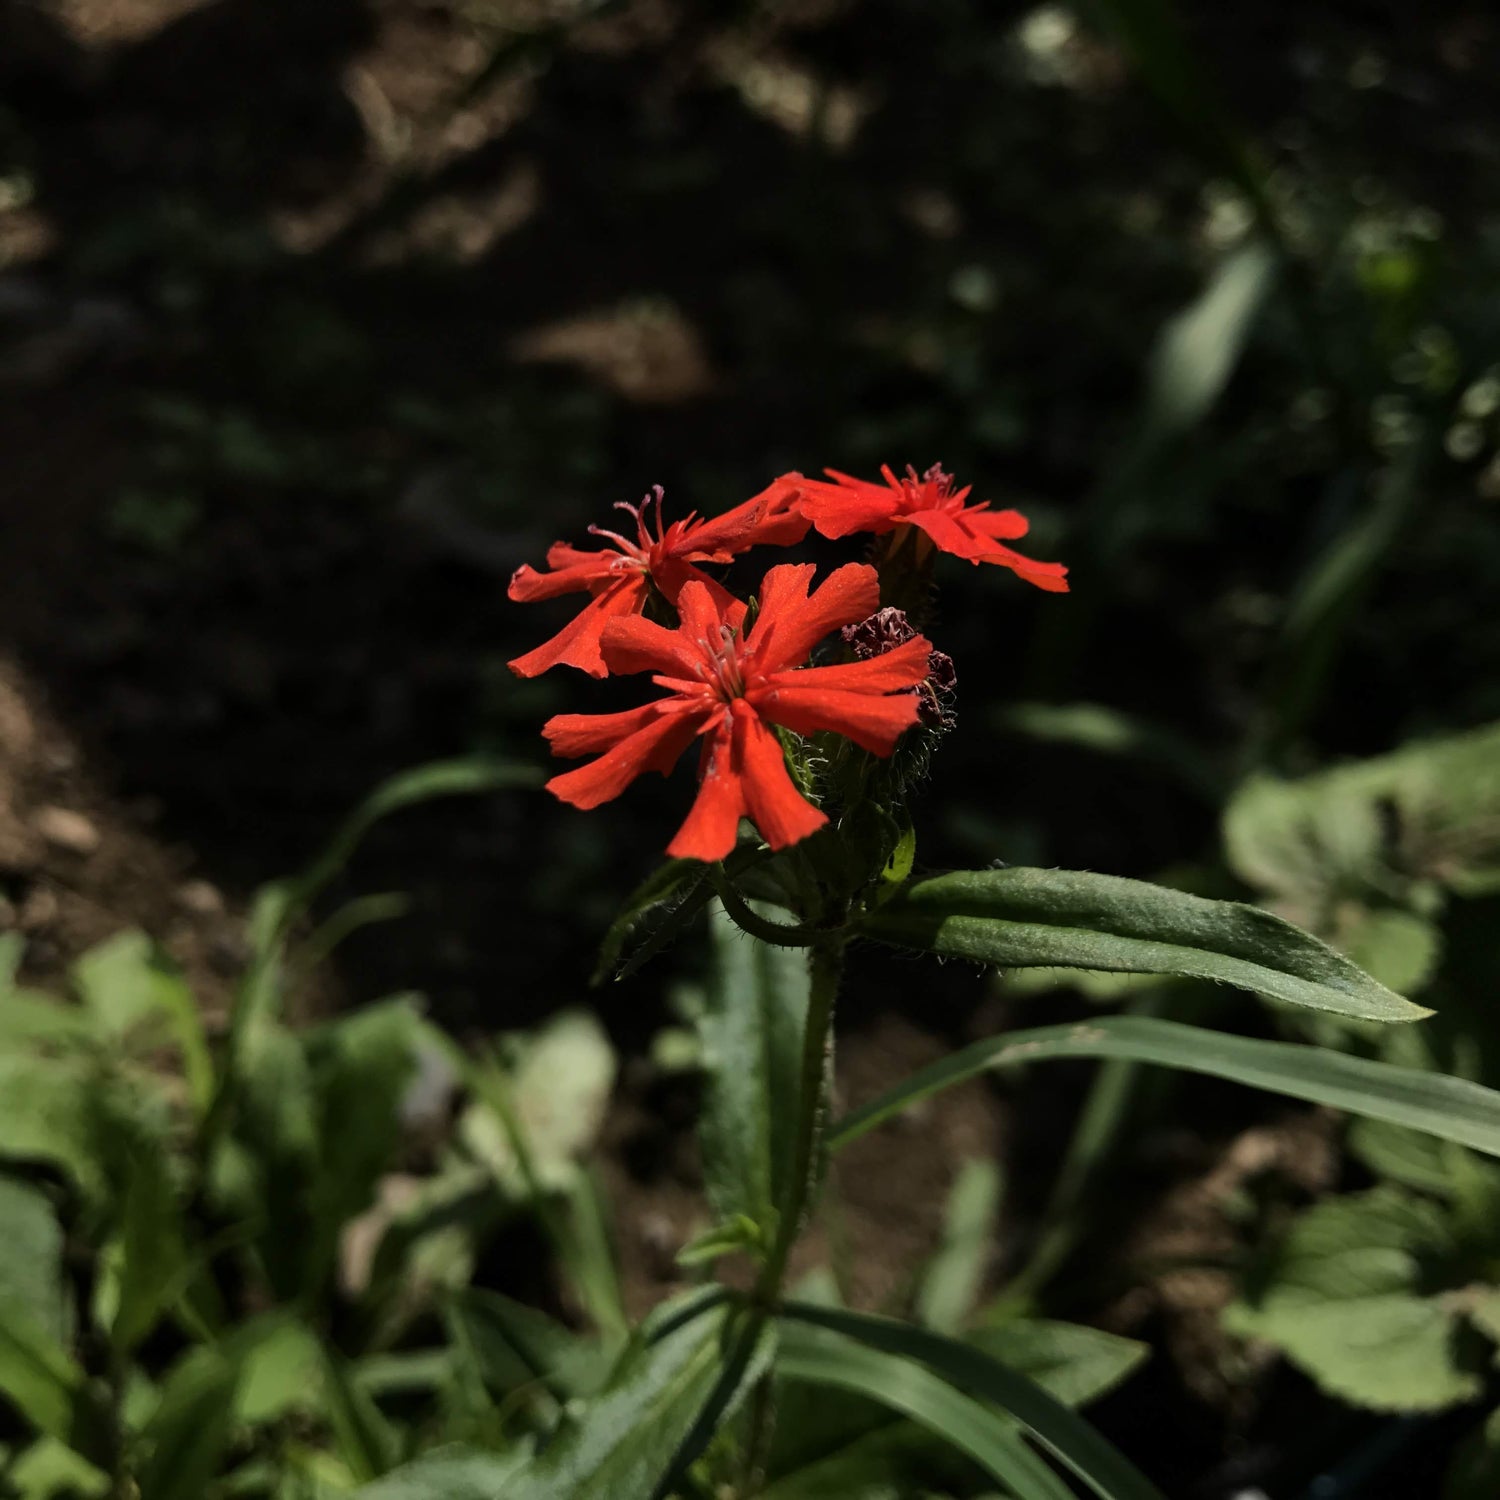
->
[781,463,1069,592]
[542,563,933,862]
[508,483,809,678]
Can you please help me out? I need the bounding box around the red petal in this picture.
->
[900,507,997,562]
[544,701,677,758]
[600,616,697,678]
[1005,556,1071,592]
[545,707,702,810]
[767,636,933,695]
[756,684,922,756]
[545,540,609,570]
[827,467,897,495]
[966,506,1031,542]
[745,562,881,675]
[666,727,744,862]
[650,559,747,626]
[682,479,810,558]
[794,477,900,540]
[733,706,827,850]
[903,509,1068,590]
[508,576,648,678]
[508,550,619,603]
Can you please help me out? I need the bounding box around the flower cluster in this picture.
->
[509,465,1067,862]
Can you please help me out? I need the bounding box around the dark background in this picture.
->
[2,1,1498,1490]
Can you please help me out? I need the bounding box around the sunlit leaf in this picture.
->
[1225,1187,1485,1412]
[862,867,1425,1023]
[72,932,213,1115]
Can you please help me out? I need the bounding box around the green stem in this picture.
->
[709,866,829,948]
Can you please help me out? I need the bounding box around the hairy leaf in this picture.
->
[861,867,1425,1023]
[697,901,810,1239]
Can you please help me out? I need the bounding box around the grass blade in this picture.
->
[833,1015,1500,1158]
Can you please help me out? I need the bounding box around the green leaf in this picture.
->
[354,1446,533,1498]
[917,1159,1001,1335]
[1225,1187,1483,1411]
[592,859,710,984]
[777,1319,1075,1500]
[444,1288,610,1401]
[229,1020,319,1300]
[134,1349,242,1500]
[320,1346,401,1483]
[1348,1119,1469,1198]
[0,1178,69,1348]
[1145,241,1279,440]
[72,932,214,1115]
[6,1437,109,1499]
[861,867,1424,1023]
[0,1055,111,1201]
[234,1315,324,1426]
[758,1422,971,1500]
[460,1011,617,1192]
[502,1299,741,1500]
[1227,720,1500,906]
[0,1056,169,1214]
[832,1016,1500,1159]
[108,1142,187,1354]
[782,1305,1165,1500]
[0,990,95,1050]
[968,1320,1149,1409]
[696,901,810,1238]
[0,1305,110,1463]
[304,1000,423,1284]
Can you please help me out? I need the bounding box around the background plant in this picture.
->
[4,0,1500,1493]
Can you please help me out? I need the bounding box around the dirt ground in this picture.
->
[7,0,1489,1488]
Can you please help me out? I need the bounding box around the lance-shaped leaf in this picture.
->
[860,867,1425,1023]
[0,1305,110,1463]
[833,1016,1500,1158]
[777,1320,1076,1500]
[355,1446,534,1498]
[696,901,810,1239]
[781,1304,1165,1500]
[500,1293,754,1500]
[592,860,710,984]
